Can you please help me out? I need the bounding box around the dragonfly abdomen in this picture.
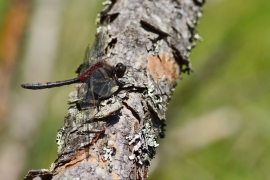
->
[21,78,80,90]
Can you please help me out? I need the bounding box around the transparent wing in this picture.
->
[77,76,97,106]
[78,27,108,75]
[77,82,89,100]
[76,45,92,74]
[93,78,117,99]
[83,45,91,63]
[86,27,107,63]
[91,68,118,99]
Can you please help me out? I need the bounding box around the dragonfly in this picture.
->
[21,26,126,109]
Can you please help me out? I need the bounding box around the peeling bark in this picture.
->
[24,0,204,179]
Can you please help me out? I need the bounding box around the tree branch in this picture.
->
[24,0,204,179]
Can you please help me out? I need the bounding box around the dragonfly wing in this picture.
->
[76,45,92,74]
[78,82,88,100]
[84,76,97,105]
[78,79,96,103]
[93,78,118,99]
[78,27,107,74]
[83,45,91,63]
[77,26,108,75]
[77,77,98,109]
[86,27,107,64]
[91,68,118,99]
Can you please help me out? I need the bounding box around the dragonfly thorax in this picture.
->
[89,62,103,74]
[78,72,89,82]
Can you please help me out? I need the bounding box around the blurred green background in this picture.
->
[0,0,269,179]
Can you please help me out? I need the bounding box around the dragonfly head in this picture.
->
[114,63,126,78]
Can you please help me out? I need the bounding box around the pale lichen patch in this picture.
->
[147,51,179,82]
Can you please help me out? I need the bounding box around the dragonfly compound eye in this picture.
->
[114,63,126,78]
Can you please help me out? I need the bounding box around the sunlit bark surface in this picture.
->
[24,0,204,179]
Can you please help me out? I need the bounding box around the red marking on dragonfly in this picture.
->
[89,62,103,74]
[78,72,89,82]
[78,62,103,82]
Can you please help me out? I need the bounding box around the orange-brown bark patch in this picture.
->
[57,149,88,175]
[99,161,106,167]
[88,155,98,163]
[111,172,120,180]
[147,52,179,82]
[91,132,103,144]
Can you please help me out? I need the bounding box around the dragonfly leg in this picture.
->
[76,102,82,111]
[97,97,101,112]
[115,78,125,88]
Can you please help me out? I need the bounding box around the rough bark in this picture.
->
[24,0,204,179]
